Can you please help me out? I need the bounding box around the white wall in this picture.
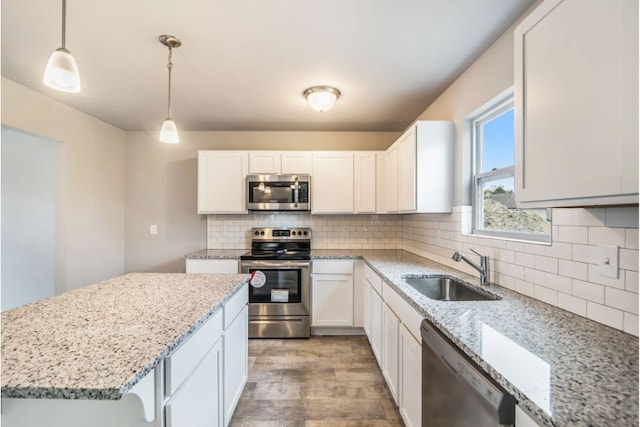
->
[125,131,399,273]
[1,128,63,309]
[1,77,126,293]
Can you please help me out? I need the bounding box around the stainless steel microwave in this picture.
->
[246,174,310,211]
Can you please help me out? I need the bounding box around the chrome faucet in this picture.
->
[452,249,490,286]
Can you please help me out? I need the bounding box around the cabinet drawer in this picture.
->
[224,283,248,328]
[313,260,354,275]
[165,310,223,396]
[382,282,423,342]
[364,263,383,294]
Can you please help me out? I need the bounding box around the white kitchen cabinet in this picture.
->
[165,339,223,427]
[198,151,248,214]
[354,152,378,213]
[281,151,313,174]
[363,276,372,339]
[185,259,238,274]
[514,0,638,207]
[384,145,398,213]
[312,152,354,214]
[375,152,387,213]
[399,323,422,427]
[223,304,248,426]
[311,276,354,327]
[381,302,400,403]
[248,151,281,174]
[370,287,383,365]
[389,121,454,213]
[516,405,542,427]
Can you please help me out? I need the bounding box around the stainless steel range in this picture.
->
[240,227,311,338]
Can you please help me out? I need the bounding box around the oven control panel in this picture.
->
[251,227,311,240]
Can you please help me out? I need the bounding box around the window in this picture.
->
[472,95,551,242]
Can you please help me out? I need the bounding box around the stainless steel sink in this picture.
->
[403,276,499,301]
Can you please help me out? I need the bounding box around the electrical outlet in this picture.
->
[150,224,158,235]
[598,245,618,279]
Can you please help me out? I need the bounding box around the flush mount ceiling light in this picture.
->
[159,35,182,144]
[303,86,341,112]
[43,0,81,93]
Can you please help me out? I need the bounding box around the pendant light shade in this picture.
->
[43,0,81,93]
[160,119,179,144]
[303,86,341,112]
[159,35,181,144]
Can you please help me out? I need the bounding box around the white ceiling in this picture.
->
[2,0,535,132]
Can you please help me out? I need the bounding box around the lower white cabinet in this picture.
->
[223,305,248,426]
[363,279,372,338]
[166,339,223,427]
[382,303,400,403]
[370,286,383,365]
[399,324,422,427]
[186,259,238,274]
[311,260,355,328]
[516,405,542,427]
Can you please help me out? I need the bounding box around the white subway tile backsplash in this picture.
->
[534,255,558,274]
[515,280,535,297]
[558,226,588,244]
[525,267,546,286]
[626,271,639,294]
[534,285,558,306]
[623,313,639,337]
[551,209,573,225]
[557,293,587,316]
[605,288,639,315]
[515,252,535,268]
[544,242,572,260]
[588,227,627,247]
[605,207,639,228]
[572,244,600,265]
[626,229,639,250]
[558,259,588,281]
[619,248,638,272]
[572,279,605,304]
[586,302,624,330]
[545,273,572,294]
[573,208,606,226]
[587,264,626,290]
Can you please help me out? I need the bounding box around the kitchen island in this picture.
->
[2,272,249,427]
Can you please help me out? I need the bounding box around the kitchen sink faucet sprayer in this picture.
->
[452,249,489,286]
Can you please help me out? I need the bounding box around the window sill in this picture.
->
[463,229,552,246]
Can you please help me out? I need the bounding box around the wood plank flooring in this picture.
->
[230,336,405,427]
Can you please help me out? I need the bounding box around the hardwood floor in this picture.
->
[230,336,405,427]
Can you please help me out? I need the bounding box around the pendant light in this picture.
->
[159,35,181,144]
[43,0,81,93]
[303,86,341,112]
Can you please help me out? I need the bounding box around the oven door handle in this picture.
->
[241,261,310,269]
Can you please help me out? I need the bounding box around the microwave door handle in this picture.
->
[294,177,299,207]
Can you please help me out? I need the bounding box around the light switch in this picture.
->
[598,245,618,279]
[150,224,158,235]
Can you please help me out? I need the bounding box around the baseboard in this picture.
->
[311,327,366,336]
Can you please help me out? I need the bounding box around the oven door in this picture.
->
[240,260,310,317]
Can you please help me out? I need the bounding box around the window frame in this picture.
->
[471,95,551,243]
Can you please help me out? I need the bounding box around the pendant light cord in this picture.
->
[61,0,66,48]
[167,46,173,119]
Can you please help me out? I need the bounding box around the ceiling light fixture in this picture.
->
[159,34,182,144]
[303,86,341,112]
[43,0,81,93]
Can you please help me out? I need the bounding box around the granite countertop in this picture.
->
[313,249,639,427]
[1,272,247,400]
[185,249,247,259]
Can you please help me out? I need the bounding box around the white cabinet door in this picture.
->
[384,146,398,213]
[198,151,248,214]
[223,305,248,426]
[311,274,354,326]
[165,338,223,427]
[354,152,377,213]
[516,405,542,427]
[185,259,238,274]
[363,278,372,340]
[382,303,400,404]
[281,152,312,174]
[397,128,417,212]
[312,152,354,213]
[370,287,383,365]
[514,0,638,207]
[399,324,421,427]
[249,151,281,174]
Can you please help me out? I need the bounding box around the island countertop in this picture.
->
[1,272,247,400]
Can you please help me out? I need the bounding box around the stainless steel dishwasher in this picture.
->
[421,319,515,427]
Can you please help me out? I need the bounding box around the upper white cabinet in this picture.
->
[354,152,378,213]
[198,151,248,214]
[514,0,638,207]
[248,151,281,174]
[383,121,453,213]
[281,152,313,174]
[248,151,313,175]
[312,152,355,214]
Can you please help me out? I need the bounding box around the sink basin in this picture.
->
[403,276,499,301]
